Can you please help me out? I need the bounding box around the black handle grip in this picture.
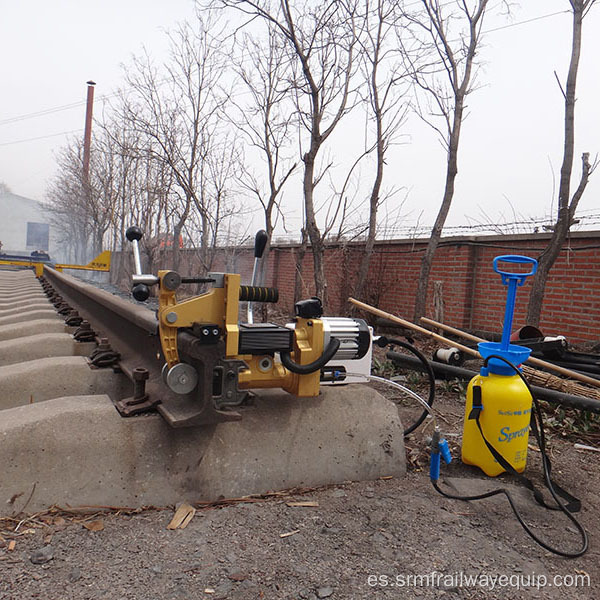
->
[239,285,279,303]
[132,283,150,302]
[254,230,268,258]
[126,226,143,242]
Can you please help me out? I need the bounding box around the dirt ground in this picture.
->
[1,354,599,600]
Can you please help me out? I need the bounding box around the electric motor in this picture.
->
[321,317,370,360]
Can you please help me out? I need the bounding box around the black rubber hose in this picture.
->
[280,338,340,375]
[387,351,600,414]
[377,337,436,436]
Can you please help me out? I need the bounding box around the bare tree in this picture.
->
[408,0,492,322]
[93,124,134,258]
[230,23,298,284]
[118,17,231,272]
[74,110,178,282]
[46,141,90,263]
[123,149,176,279]
[526,0,598,325]
[211,0,359,303]
[352,0,410,304]
[48,17,244,283]
[193,132,246,274]
[46,137,114,262]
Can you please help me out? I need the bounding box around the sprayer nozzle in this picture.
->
[440,438,452,465]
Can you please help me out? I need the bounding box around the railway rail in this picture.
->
[40,266,240,427]
[0,265,404,513]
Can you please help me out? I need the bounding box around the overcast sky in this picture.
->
[1,1,599,237]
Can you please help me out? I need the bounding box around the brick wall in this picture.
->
[112,231,600,344]
[263,232,600,344]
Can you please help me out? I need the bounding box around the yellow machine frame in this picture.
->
[155,270,324,397]
[0,250,111,277]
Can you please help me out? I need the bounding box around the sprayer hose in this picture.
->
[378,337,436,436]
[433,354,588,558]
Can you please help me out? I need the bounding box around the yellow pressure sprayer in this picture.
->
[462,255,538,476]
[432,255,588,557]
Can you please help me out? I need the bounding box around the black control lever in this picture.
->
[253,230,268,260]
[125,226,159,301]
[248,230,268,324]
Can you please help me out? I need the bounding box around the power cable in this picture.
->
[0,129,84,147]
[0,7,579,129]
[484,9,571,34]
[0,89,128,127]
[0,101,87,126]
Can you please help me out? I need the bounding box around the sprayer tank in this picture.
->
[462,372,533,477]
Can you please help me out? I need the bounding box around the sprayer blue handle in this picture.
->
[493,255,538,350]
[493,255,538,287]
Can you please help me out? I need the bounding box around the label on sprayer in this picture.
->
[462,373,533,477]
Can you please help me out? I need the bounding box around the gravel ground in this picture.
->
[1,389,598,600]
[4,272,592,599]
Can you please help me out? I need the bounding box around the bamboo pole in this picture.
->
[349,297,479,357]
[348,297,600,401]
[420,316,600,390]
[420,317,481,344]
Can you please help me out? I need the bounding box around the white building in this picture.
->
[0,190,59,257]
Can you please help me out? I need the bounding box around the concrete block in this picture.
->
[0,303,53,317]
[0,385,405,512]
[0,283,43,294]
[0,300,53,312]
[0,333,95,365]
[0,279,37,284]
[0,292,47,302]
[0,273,34,279]
[0,356,131,409]
[0,319,68,341]
[0,310,62,327]
[0,276,39,284]
[0,270,36,278]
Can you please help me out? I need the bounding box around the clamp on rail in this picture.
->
[125,227,305,398]
[127,227,229,394]
[125,225,371,417]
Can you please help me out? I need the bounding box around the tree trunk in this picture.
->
[353,107,384,306]
[303,151,327,303]
[294,229,308,304]
[526,1,585,326]
[172,222,183,272]
[413,103,463,322]
[257,225,273,322]
[257,205,275,288]
[410,0,489,322]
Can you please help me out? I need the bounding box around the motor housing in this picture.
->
[321,317,370,360]
[320,318,373,385]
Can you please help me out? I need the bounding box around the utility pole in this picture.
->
[81,80,96,262]
[82,80,96,183]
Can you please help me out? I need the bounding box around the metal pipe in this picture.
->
[386,351,600,414]
[131,240,144,277]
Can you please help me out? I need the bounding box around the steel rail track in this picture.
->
[42,267,242,427]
